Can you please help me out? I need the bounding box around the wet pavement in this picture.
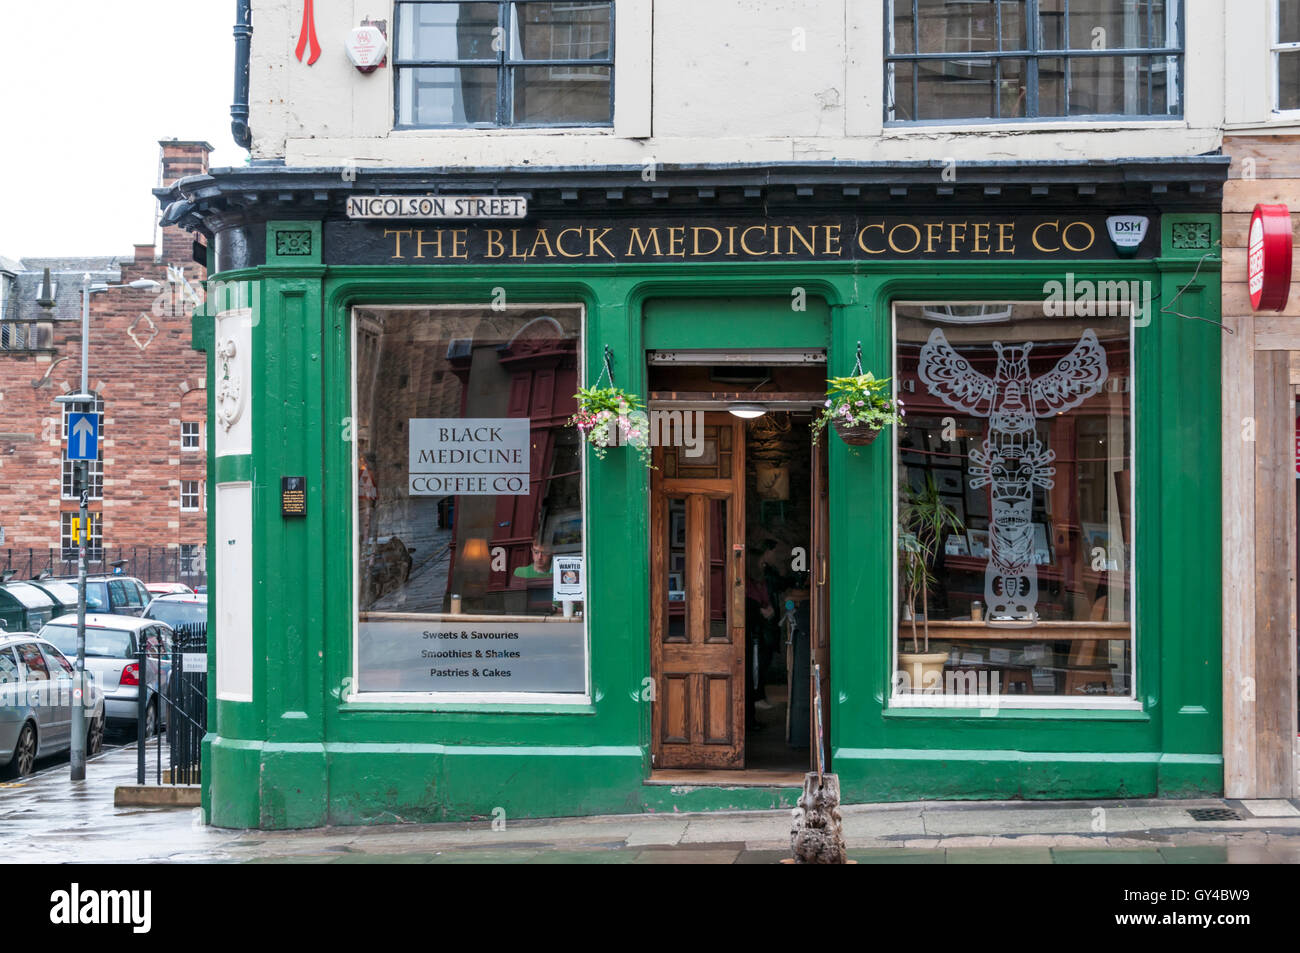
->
[3,744,1299,863]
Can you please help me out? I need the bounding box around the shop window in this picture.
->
[352,304,587,700]
[395,1,613,127]
[61,393,103,501]
[1277,0,1300,111]
[892,302,1133,703]
[886,0,1182,122]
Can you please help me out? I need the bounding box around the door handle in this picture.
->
[818,551,827,587]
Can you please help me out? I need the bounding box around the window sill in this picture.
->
[883,118,1187,134]
[884,699,1147,719]
[342,692,594,714]
[1225,114,1300,132]
[389,125,615,138]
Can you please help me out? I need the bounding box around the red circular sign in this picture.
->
[1248,204,1293,312]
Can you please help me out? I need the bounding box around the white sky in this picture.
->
[0,1,246,258]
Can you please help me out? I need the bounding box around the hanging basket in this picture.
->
[832,419,882,446]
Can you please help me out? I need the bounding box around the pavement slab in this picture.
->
[4,745,1300,863]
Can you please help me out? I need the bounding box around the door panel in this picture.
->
[650,414,746,769]
[810,437,831,770]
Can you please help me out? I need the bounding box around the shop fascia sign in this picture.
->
[326,211,1163,265]
[346,195,528,220]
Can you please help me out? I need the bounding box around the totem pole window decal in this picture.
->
[918,327,1108,620]
[893,303,1134,701]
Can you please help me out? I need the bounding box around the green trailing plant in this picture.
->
[898,474,965,654]
[570,385,653,466]
[811,372,905,446]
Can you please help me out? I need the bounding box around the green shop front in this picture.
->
[160,159,1228,829]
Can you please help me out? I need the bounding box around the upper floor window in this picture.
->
[61,393,104,501]
[180,480,203,512]
[886,0,1183,123]
[0,321,53,352]
[1277,0,1300,111]
[395,1,613,128]
[181,421,202,451]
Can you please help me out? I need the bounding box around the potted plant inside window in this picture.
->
[570,384,653,466]
[898,475,965,693]
[811,371,905,447]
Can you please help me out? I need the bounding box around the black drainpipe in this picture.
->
[231,0,253,150]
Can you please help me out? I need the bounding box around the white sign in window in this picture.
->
[408,418,530,496]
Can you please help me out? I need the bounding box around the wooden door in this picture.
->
[650,415,746,768]
[810,436,831,770]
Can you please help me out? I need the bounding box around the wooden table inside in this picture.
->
[898,621,1131,642]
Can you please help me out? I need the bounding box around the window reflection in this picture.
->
[353,305,587,696]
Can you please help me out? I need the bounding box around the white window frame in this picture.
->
[60,512,103,563]
[888,300,1140,711]
[180,480,203,512]
[181,421,202,452]
[1275,0,1300,114]
[346,303,592,707]
[884,0,1184,124]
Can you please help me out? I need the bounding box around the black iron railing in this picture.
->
[1,546,207,588]
[136,622,208,786]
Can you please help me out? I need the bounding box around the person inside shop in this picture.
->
[745,539,781,730]
[513,538,553,579]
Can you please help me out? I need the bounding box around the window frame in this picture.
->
[61,393,104,502]
[346,302,592,707]
[180,421,202,452]
[883,0,1185,125]
[180,480,203,512]
[888,299,1140,710]
[0,320,54,352]
[1274,0,1300,114]
[393,0,615,130]
[59,512,103,564]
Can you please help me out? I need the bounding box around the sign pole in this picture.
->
[68,273,92,782]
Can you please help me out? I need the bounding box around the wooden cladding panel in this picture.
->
[1253,350,1298,797]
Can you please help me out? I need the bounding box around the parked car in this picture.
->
[0,633,106,778]
[145,582,193,597]
[37,615,171,740]
[49,575,153,617]
[141,593,207,630]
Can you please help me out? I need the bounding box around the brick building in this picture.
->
[0,140,211,580]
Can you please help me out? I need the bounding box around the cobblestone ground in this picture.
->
[3,745,1298,864]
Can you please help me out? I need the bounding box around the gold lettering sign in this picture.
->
[356,215,1137,265]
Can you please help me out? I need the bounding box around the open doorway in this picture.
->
[647,355,828,779]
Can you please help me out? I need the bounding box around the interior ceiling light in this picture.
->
[728,403,767,419]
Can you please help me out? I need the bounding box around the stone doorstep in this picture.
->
[113,785,201,808]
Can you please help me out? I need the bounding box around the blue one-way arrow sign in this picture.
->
[67,413,98,461]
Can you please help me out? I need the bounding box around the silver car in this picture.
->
[37,615,172,740]
[0,634,106,778]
